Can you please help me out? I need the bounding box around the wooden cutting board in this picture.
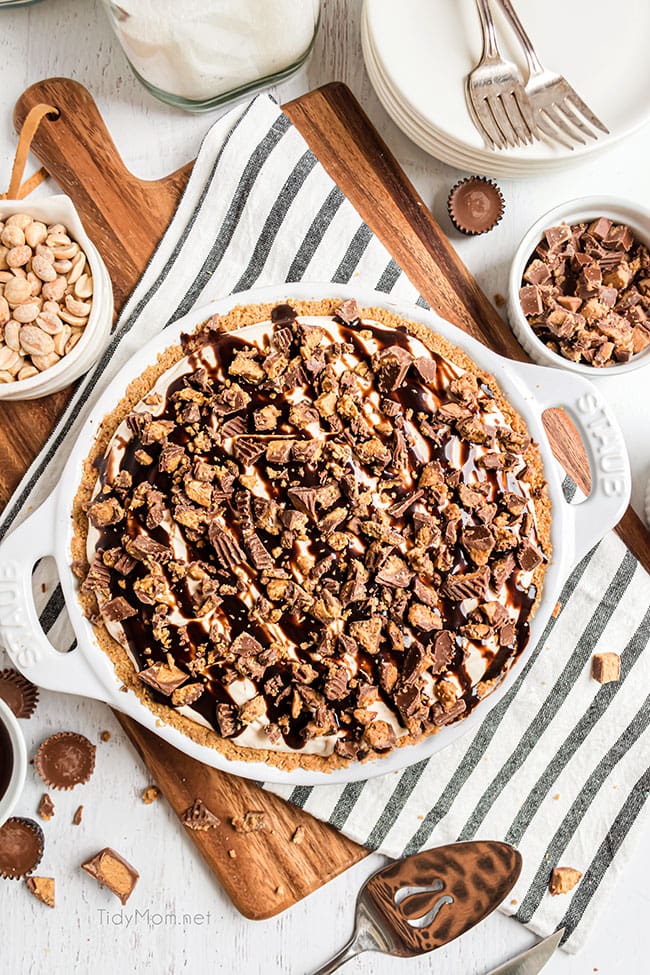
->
[7,77,650,920]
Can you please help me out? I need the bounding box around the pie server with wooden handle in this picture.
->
[312,840,528,974]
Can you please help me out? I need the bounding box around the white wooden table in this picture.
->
[0,2,648,973]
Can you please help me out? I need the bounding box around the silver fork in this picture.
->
[466,0,536,150]
[495,0,609,149]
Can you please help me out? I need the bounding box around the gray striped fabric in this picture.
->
[2,95,648,954]
[268,530,650,953]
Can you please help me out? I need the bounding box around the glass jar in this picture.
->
[0,0,45,7]
[101,0,321,112]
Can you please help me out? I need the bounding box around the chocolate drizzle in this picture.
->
[84,303,547,761]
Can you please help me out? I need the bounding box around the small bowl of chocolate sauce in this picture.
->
[0,698,26,827]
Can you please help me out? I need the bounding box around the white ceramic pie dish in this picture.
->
[0,283,631,785]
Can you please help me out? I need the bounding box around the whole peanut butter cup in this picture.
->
[0,669,39,719]
[448,177,505,235]
[34,732,96,790]
[0,817,44,880]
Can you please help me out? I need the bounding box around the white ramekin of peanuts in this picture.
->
[0,196,113,400]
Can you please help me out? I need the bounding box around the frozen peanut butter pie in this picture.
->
[73,298,550,770]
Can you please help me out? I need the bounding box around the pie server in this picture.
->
[312,840,527,973]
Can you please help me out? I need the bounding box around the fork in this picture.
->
[495,0,609,149]
[466,0,536,149]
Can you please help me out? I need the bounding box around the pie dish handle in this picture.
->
[514,362,631,567]
[0,494,108,701]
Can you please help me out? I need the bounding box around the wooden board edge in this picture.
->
[116,713,367,920]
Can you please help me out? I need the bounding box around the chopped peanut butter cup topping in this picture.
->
[182,798,220,831]
[521,219,650,367]
[83,302,548,763]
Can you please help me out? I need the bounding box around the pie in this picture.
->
[73,298,550,770]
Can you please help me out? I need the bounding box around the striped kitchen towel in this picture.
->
[1,94,648,953]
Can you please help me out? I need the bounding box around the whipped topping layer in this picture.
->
[82,301,547,761]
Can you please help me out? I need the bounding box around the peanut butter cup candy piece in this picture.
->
[549,866,582,895]
[37,793,55,821]
[25,876,55,908]
[0,669,39,719]
[81,848,139,905]
[34,732,96,790]
[182,798,221,831]
[448,177,505,235]
[0,817,44,880]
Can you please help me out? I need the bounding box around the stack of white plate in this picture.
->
[362,0,650,179]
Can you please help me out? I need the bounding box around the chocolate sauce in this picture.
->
[89,306,544,752]
[0,717,14,800]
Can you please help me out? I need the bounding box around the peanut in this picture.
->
[74,273,93,299]
[8,354,24,376]
[0,345,21,372]
[64,331,83,355]
[52,243,79,261]
[17,364,39,381]
[4,276,31,305]
[36,312,64,335]
[26,271,42,297]
[4,320,20,352]
[42,276,67,302]
[6,245,32,269]
[67,252,86,284]
[13,302,40,324]
[53,325,71,357]
[24,222,47,249]
[35,244,55,264]
[65,294,92,317]
[19,324,55,357]
[46,232,71,247]
[6,213,32,231]
[59,308,88,327]
[32,351,61,372]
[32,255,58,282]
[1,226,25,249]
